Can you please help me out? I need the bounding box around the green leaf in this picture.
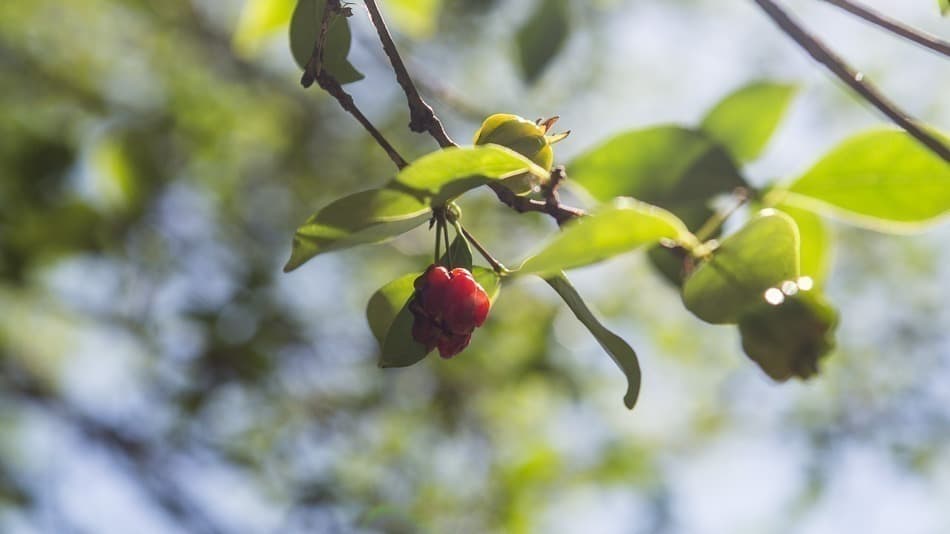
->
[776,204,831,286]
[395,145,548,204]
[518,197,696,276]
[439,232,473,271]
[379,301,431,368]
[682,210,800,324]
[472,267,502,303]
[568,125,747,211]
[284,188,430,272]
[516,0,569,84]
[700,81,798,163]
[941,0,950,16]
[366,273,417,344]
[545,273,641,410]
[290,0,363,84]
[738,291,838,381]
[784,129,950,231]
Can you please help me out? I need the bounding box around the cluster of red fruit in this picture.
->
[409,265,491,358]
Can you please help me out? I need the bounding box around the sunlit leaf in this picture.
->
[395,145,548,204]
[941,0,950,16]
[738,291,838,381]
[568,125,747,215]
[518,197,695,276]
[472,267,502,303]
[700,81,798,162]
[682,210,800,324]
[289,0,363,83]
[777,203,831,286]
[516,0,569,83]
[783,129,950,231]
[545,273,641,410]
[284,188,430,272]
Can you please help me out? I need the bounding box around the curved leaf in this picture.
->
[682,210,800,324]
[367,273,417,344]
[290,0,363,84]
[395,145,548,204]
[568,125,747,212]
[545,273,641,410]
[284,188,430,272]
[784,129,950,231]
[516,0,569,83]
[518,197,696,276]
[700,81,798,163]
[379,302,430,368]
[776,203,831,286]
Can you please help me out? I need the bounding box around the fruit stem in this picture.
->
[695,187,750,243]
[457,224,508,275]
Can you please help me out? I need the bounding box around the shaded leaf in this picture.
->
[568,125,747,214]
[518,197,695,276]
[440,232,473,271]
[367,273,417,344]
[784,129,950,231]
[516,0,569,84]
[290,0,363,83]
[700,81,798,163]
[682,210,800,324]
[284,188,430,272]
[379,302,431,368]
[545,273,641,409]
[395,145,548,204]
[738,291,838,381]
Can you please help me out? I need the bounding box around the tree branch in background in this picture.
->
[819,0,950,57]
[752,0,950,162]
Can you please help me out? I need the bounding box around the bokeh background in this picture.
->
[1,0,949,532]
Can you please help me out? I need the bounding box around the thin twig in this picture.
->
[752,0,950,162]
[315,71,409,169]
[819,0,950,57]
[363,0,456,148]
[301,0,341,88]
[694,188,750,242]
[458,225,508,274]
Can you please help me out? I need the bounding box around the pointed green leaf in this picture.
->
[440,232,474,271]
[518,198,696,276]
[568,125,747,211]
[784,129,950,231]
[545,273,641,410]
[290,0,363,84]
[395,145,548,204]
[700,81,798,163]
[516,0,569,83]
[776,204,831,286]
[284,188,430,272]
[682,210,800,324]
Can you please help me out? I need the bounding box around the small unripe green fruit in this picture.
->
[473,113,568,171]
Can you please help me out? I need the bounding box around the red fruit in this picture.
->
[409,264,491,359]
[437,333,471,359]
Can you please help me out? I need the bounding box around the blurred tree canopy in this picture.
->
[1,1,949,533]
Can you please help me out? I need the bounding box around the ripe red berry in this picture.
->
[409,264,491,359]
